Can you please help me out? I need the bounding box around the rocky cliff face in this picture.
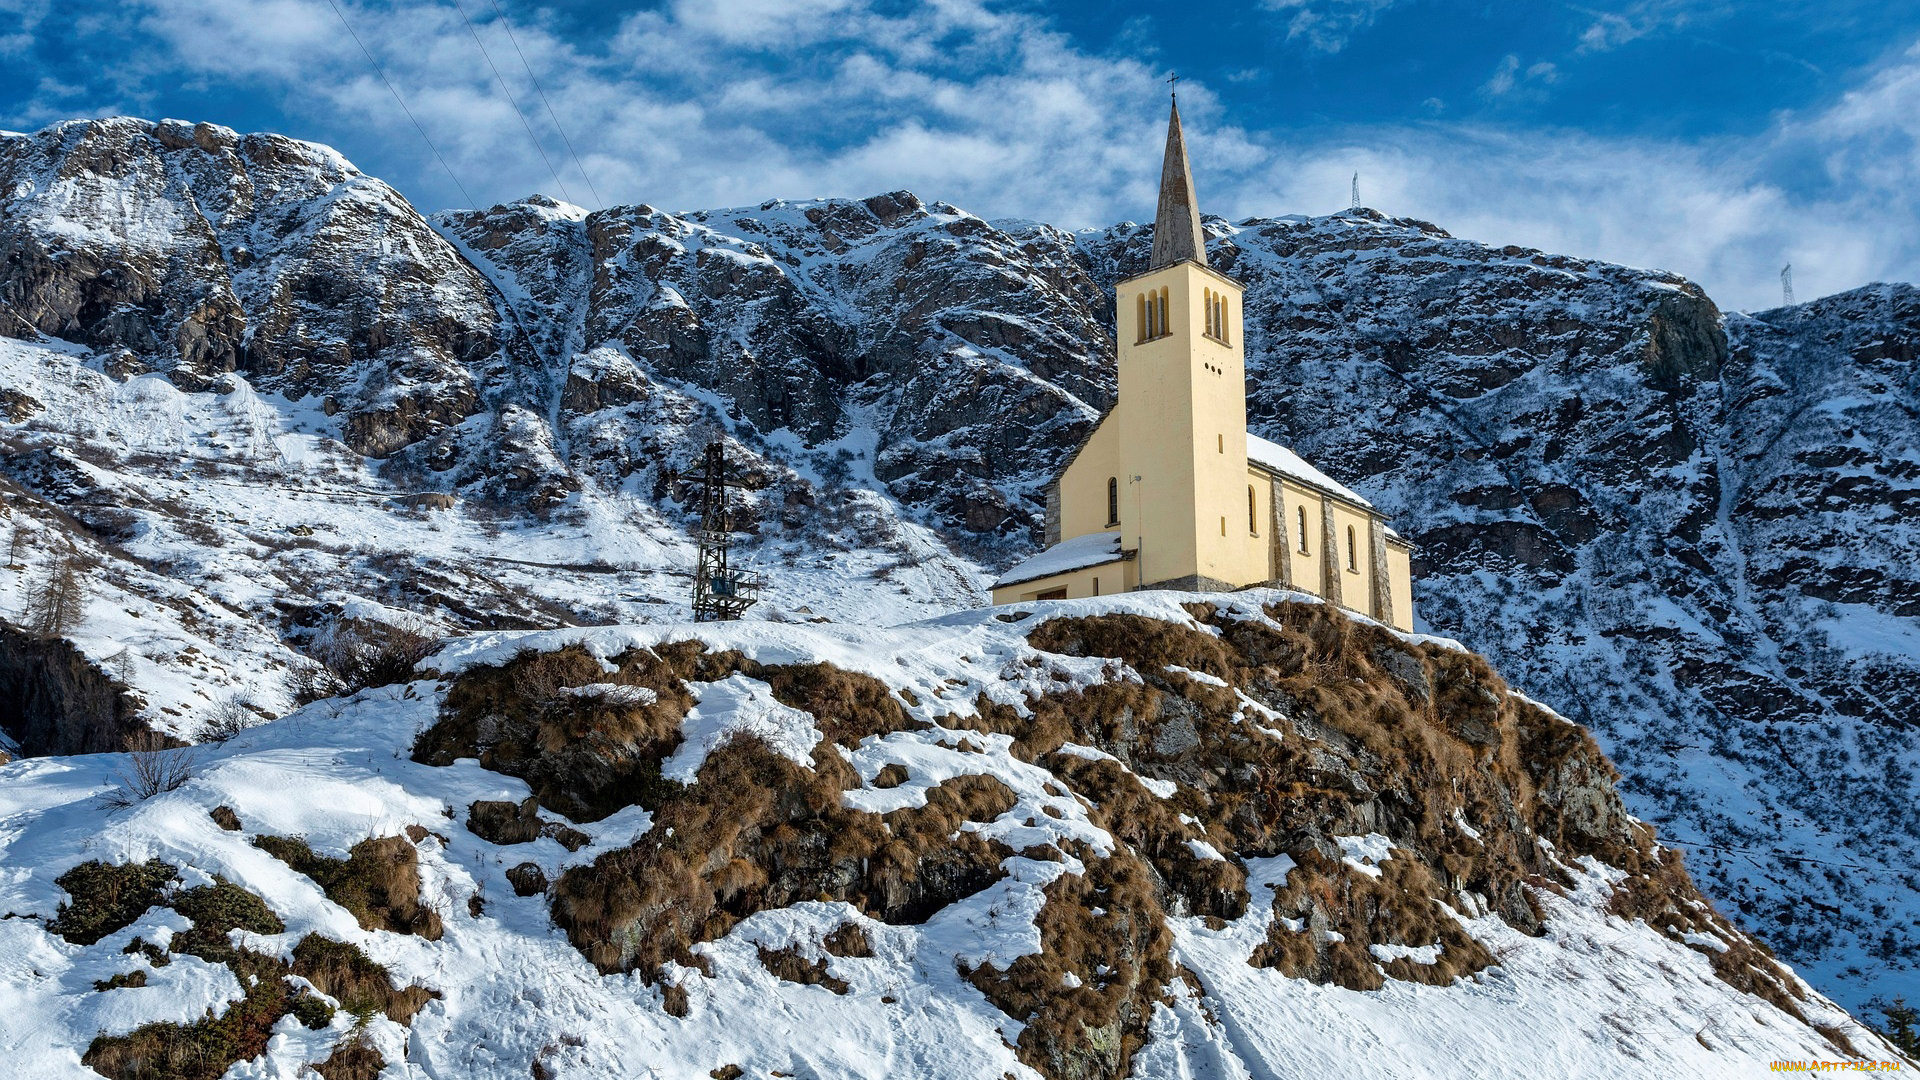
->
[0,116,1914,1012]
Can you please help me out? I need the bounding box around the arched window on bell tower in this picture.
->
[1107,476,1119,526]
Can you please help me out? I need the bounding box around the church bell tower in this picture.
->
[1111,96,1258,591]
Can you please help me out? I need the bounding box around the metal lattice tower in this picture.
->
[1781,264,1795,307]
[681,440,761,622]
[1351,172,1360,211]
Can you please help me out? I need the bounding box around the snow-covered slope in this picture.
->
[1,115,1916,1016]
[0,593,1897,1079]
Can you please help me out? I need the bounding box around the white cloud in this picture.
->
[1,0,1915,311]
[1261,0,1398,53]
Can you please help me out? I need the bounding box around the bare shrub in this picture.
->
[286,661,343,706]
[316,618,441,694]
[196,697,259,744]
[100,732,197,809]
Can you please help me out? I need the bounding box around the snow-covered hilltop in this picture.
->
[1,116,1916,1022]
[0,593,1898,1079]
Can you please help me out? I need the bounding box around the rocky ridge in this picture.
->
[0,593,1898,1080]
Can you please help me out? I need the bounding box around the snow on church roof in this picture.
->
[993,531,1127,589]
[1246,433,1372,508]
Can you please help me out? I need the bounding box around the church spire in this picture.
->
[1149,93,1207,269]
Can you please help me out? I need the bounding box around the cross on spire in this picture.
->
[1167,71,1180,99]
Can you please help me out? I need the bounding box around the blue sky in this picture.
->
[3,0,1917,310]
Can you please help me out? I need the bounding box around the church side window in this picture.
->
[1248,486,1257,535]
[1297,506,1309,553]
[1347,525,1358,571]
[1107,477,1119,526]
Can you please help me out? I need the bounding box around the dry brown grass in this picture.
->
[80,876,435,1080]
[551,734,1018,982]
[757,945,850,994]
[290,935,439,1024]
[964,842,1173,1080]
[252,835,443,940]
[308,1036,383,1080]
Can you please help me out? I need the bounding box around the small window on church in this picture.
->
[1217,433,1223,454]
[1107,477,1119,525]
[1298,506,1309,554]
[1221,516,1227,536]
[1347,525,1358,571]
[1092,576,1101,596]
[1248,486,1257,535]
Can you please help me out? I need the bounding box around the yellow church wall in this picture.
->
[990,558,1137,605]
[1273,479,1324,592]
[1329,500,1376,618]
[1386,540,1414,632]
[1056,409,1126,543]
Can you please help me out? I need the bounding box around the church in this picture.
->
[990,97,1416,633]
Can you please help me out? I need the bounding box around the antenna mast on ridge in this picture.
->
[681,440,761,622]
[1781,264,1795,307]
[1351,172,1360,211]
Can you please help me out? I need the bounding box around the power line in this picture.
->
[322,0,478,210]
[450,0,574,205]
[485,0,603,208]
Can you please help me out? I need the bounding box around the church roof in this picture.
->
[1149,98,1208,270]
[992,531,1128,589]
[1246,434,1374,509]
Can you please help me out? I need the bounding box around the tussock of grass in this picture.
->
[48,860,178,945]
[168,877,285,964]
[290,934,439,1024]
[757,945,850,994]
[253,834,443,939]
[93,970,149,992]
[309,1036,384,1080]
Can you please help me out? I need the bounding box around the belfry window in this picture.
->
[1297,506,1309,553]
[1204,290,1229,344]
[1135,294,1148,343]
[1107,477,1119,526]
[1347,525,1358,571]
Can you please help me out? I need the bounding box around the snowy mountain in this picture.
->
[1,115,1916,1025]
[0,592,1901,1079]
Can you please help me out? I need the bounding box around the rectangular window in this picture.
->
[1092,576,1100,596]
